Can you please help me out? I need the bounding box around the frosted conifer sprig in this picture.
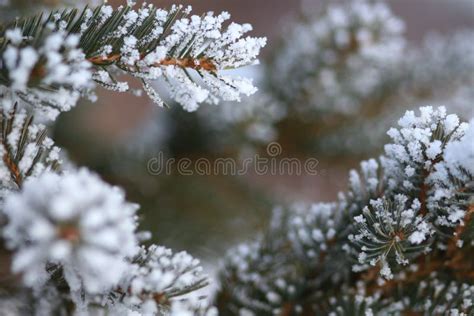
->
[219,240,304,315]
[217,207,322,315]
[381,106,468,195]
[428,119,474,244]
[2,169,139,295]
[0,2,266,114]
[350,195,433,280]
[1,167,216,314]
[0,104,61,192]
[108,244,210,315]
[0,27,93,120]
[288,202,339,262]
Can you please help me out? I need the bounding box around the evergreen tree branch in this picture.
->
[0,3,266,116]
[218,107,474,315]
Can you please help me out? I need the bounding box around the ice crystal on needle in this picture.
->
[381,106,468,193]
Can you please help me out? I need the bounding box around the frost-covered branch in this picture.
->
[217,106,474,315]
[0,2,266,118]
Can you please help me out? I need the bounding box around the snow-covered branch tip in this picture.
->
[0,2,266,118]
[2,168,214,314]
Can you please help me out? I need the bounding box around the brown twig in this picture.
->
[2,152,22,188]
[29,53,217,86]
[88,54,217,72]
[419,169,429,216]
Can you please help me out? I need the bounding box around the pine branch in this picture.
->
[106,244,210,314]
[217,107,474,315]
[88,54,217,72]
[0,3,266,116]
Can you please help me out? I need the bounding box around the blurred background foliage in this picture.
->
[2,0,473,274]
